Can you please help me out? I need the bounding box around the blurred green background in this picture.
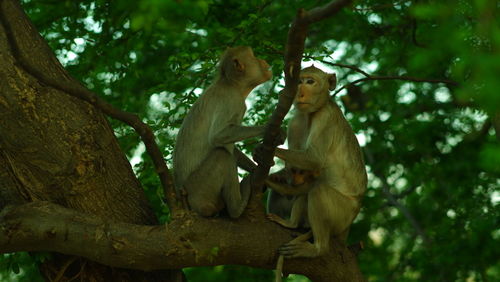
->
[1,0,498,281]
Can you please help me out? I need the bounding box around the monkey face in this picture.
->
[294,66,337,113]
[294,74,328,113]
[290,168,319,186]
[245,48,272,86]
[258,58,272,82]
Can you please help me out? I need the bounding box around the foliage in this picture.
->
[5,0,499,281]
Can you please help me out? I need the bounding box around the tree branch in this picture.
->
[333,75,458,96]
[492,113,500,141]
[0,202,364,282]
[315,59,372,77]
[0,0,180,215]
[303,54,457,97]
[249,0,353,205]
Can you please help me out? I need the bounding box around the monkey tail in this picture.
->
[275,255,284,282]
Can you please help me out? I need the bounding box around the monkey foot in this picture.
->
[266,213,284,224]
[278,241,319,258]
[266,213,297,229]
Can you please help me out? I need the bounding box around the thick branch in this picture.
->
[0,0,179,215]
[306,0,353,23]
[0,202,364,282]
[251,0,353,189]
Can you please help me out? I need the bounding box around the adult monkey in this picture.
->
[173,46,273,218]
[259,66,367,259]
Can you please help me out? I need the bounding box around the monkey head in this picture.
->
[218,46,272,89]
[290,168,320,186]
[294,66,336,113]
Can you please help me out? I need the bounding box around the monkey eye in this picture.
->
[299,78,315,84]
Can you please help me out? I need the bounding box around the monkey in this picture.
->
[265,167,319,221]
[257,66,367,259]
[289,168,320,186]
[173,46,272,218]
[269,167,320,187]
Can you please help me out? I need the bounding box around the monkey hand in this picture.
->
[268,170,289,184]
[252,144,275,166]
[266,213,283,223]
[267,213,297,229]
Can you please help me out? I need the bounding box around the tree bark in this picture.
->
[1,202,365,282]
[0,0,183,280]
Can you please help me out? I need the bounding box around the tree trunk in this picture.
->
[0,0,183,280]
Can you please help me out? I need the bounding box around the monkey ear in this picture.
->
[328,73,337,91]
[233,58,245,73]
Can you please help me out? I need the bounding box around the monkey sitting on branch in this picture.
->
[266,167,319,221]
[173,46,272,218]
[258,66,367,258]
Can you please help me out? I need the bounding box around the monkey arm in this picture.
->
[234,148,257,172]
[274,147,324,171]
[265,178,313,196]
[211,124,265,146]
[281,110,334,171]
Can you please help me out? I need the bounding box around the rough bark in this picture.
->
[1,202,365,282]
[0,0,182,280]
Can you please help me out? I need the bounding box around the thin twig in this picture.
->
[333,75,458,96]
[303,56,371,77]
[393,185,418,199]
[303,55,458,93]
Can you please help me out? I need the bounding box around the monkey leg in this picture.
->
[267,214,292,228]
[266,190,295,218]
[221,154,251,218]
[183,148,235,217]
[267,195,306,229]
[280,186,359,258]
[289,230,313,244]
[322,187,360,239]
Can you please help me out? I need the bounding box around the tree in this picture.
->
[1,0,499,281]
